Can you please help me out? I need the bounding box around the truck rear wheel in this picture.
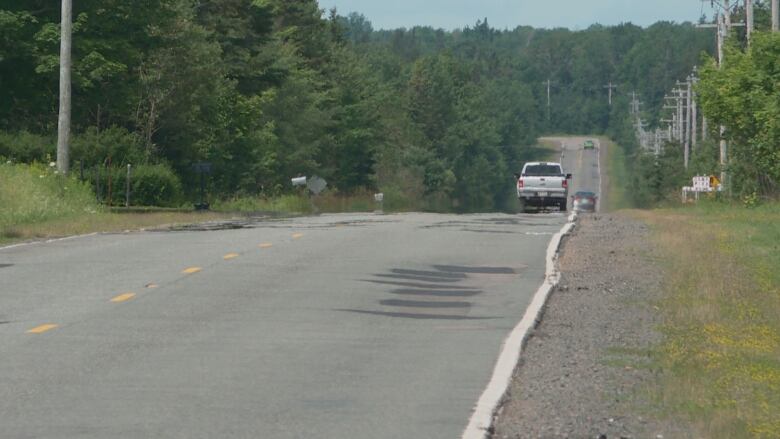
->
[518,198,527,213]
[559,200,568,212]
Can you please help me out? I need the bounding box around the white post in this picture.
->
[773,0,779,31]
[56,0,72,175]
[126,164,131,207]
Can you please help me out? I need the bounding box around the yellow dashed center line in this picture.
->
[110,292,136,303]
[27,324,58,334]
[223,253,239,260]
[182,267,202,275]
[259,243,273,249]
[292,233,304,239]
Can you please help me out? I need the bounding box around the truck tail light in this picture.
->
[518,179,524,189]
[562,179,568,189]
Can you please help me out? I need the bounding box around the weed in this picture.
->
[633,203,780,438]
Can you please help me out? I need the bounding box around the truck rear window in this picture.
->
[524,165,562,176]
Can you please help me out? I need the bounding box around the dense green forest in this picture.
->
[0,1,715,210]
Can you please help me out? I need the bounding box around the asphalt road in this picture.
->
[0,138,600,439]
[547,135,603,211]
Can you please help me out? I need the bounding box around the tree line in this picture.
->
[0,1,714,210]
[614,2,780,205]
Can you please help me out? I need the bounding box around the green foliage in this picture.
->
[71,126,146,167]
[125,164,183,207]
[0,131,55,163]
[94,164,183,207]
[697,32,780,196]
[0,3,716,211]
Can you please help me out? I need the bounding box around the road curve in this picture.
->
[0,139,600,439]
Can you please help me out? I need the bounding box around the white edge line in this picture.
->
[0,232,99,252]
[462,138,579,439]
[462,211,577,439]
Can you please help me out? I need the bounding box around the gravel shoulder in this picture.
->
[491,213,690,439]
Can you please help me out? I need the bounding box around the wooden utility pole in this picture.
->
[691,74,698,151]
[702,117,709,141]
[543,79,552,121]
[663,94,680,141]
[746,0,754,45]
[56,0,72,175]
[604,82,617,106]
[720,1,731,188]
[685,77,693,168]
[699,2,738,187]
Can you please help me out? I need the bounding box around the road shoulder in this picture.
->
[491,213,689,438]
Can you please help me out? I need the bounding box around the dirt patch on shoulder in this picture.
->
[492,213,690,439]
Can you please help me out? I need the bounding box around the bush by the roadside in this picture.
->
[0,163,99,237]
[71,126,148,167]
[93,163,183,207]
[213,194,313,214]
[0,131,55,163]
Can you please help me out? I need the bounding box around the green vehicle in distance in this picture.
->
[583,139,596,150]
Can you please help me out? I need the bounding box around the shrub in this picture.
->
[91,163,183,207]
[71,126,147,167]
[0,131,55,163]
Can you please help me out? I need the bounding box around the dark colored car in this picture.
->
[572,191,598,212]
[583,139,596,150]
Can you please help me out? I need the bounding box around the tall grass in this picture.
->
[0,163,99,238]
[602,137,630,211]
[213,189,419,214]
[635,202,780,438]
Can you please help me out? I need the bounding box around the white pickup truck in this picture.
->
[515,162,572,212]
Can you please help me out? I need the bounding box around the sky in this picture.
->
[316,0,716,31]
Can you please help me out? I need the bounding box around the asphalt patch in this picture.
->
[390,268,466,279]
[380,299,472,309]
[363,279,477,290]
[373,273,463,283]
[337,309,495,321]
[433,265,517,274]
[390,288,483,297]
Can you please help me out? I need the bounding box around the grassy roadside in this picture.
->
[0,163,390,246]
[599,136,630,211]
[544,135,778,436]
[631,203,780,438]
[0,163,235,245]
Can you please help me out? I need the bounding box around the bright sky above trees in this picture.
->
[317,0,714,30]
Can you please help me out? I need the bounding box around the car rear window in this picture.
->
[524,165,562,176]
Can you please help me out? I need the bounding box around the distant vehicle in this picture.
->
[583,139,596,150]
[572,191,598,212]
[515,162,572,213]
